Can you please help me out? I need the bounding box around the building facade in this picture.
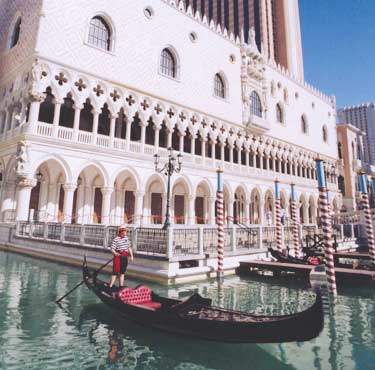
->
[183,0,304,80]
[0,0,340,227]
[338,103,375,167]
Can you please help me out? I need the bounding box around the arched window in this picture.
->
[322,125,328,143]
[9,17,21,49]
[160,48,176,78]
[214,73,225,98]
[250,91,262,117]
[337,142,342,159]
[88,16,111,51]
[301,115,308,133]
[276,103,283,123]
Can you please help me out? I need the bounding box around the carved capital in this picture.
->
[101,186,114,196]
[63,183,77,192]
[17,177,36,188]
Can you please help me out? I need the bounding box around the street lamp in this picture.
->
[154,147,183,229]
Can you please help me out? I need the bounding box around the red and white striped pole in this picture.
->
[216,168,224,281]
[359,172,375,266]
[316,158,337,297]
[274,180,284,253]
[290,183,301,258]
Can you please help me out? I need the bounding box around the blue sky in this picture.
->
[299,0,375,108]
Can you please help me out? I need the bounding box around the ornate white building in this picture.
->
[0,0,340,227]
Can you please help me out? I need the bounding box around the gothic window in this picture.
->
[160,48,176,78]
[38,87,55,124]
[276,103,283,123]
[337,142,342,159]
[322,125,328,143]
[338,175,345,196]
[301,115,308,134]
[88,16,111,51]
[250,91,262,117]
[9,17,21,49]
[214,73,225,98]
[59,94,75,128]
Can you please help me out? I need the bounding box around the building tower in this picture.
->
[184,0,304,80]
[338,103,375,166]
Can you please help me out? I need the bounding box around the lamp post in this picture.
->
[154,147,183,229]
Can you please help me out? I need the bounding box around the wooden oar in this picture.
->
[55,257,112,304]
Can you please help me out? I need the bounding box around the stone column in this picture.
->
[211,141,216,166]
[229,144,233,164]
[114,188,123,225]
[188,195,195,225]
[201,138,206,164]
[72,105,82,141]
[109,114,117,148]
[179,133,184,153]
[245,200,250,224]
[62,183,77,224]
[92,109,100,145]
[167,129,172,149]
[52,100,62,138]
[209,196,216,225]
[101,187,113,225]
[227,197,234,224]
[125,118,131,150]
[15,178,35,221]
[191,135,195,160]
[140,121,146,153]
[75,184,84,224]
[134,191,144,226]
[221,142,225,166]
[259,200,265,225]
[26,98,42,134]
[154,127,160,153]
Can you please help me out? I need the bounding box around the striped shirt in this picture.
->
[110,236,130,253]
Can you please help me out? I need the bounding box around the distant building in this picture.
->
[337,103,375,166]
[183,0,304,80]
[336,124,366,211]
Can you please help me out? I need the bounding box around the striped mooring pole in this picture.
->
[274,180,284,253]
[316,158,337,297]
[216,168,224,281]
[290,184,301,258]
[358,172,375,266]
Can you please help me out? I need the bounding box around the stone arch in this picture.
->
[171,177,190,224]
[308,195,317,223]
[299,193,308,224]
[113,169,141,224]
[264,189,275,225]
[234,185,247,224]
[145,173,166,224]
[195,180,212,224]
[250,187,262,224]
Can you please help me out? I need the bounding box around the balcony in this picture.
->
[245,114,270,135]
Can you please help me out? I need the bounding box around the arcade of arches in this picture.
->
[5,158,340,226]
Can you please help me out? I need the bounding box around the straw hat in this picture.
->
[118,225,127,231]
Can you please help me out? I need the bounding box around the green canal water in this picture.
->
[0,251,374,370]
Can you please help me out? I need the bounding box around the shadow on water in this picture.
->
[79,303,297,370]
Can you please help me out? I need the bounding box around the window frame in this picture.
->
[250,91,262,118]
[7,13,22,50]
[158,46,180,81]
[276,103,284,124]
[85,13,115,54]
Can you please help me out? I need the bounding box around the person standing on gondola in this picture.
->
[109,225,133,288]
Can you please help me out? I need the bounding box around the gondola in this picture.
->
[269,248,320,265]
[83,259,324,343]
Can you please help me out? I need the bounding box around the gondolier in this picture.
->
[109,225,134,288]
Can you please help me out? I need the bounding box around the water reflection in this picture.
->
[0,251,375,370]
[79,303,295,370]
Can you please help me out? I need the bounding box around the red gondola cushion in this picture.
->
[118,285,161,309]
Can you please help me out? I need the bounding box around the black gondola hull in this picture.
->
[83,261,324,343]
